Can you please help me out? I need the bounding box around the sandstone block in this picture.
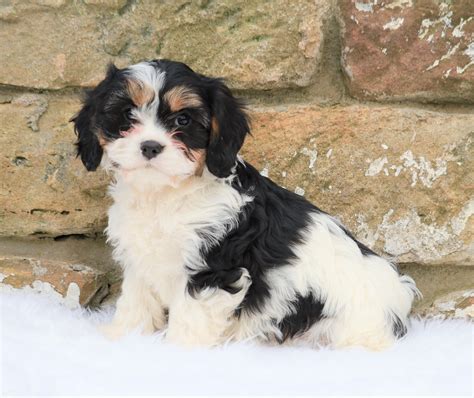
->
[0,256,108,307]
[399,263,474,315]
[0,94,110,237]
[0,0,330,90]
[241,104,474,266]
[423,289,474,319]
[339,0,474,102]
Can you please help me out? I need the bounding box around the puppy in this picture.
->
[72,59,419,349]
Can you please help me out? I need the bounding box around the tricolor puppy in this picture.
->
[72,59,419,350]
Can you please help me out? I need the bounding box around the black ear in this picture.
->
[70,64,119,171]
[71,101,103,171]
[205,79,250,178]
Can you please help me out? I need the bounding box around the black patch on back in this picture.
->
[187,161,321,314]
[276,293,325,343]
[186,161,390,340]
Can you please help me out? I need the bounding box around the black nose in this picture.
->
[140,140,164,160]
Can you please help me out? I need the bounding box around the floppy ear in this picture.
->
[205,79,250,178]
[70,64,119,171]
[71,101,103,171]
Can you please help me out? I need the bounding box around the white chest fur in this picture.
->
[106,172,248,307]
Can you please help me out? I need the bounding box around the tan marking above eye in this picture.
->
[164,86,203,112]
[126,78,155,107]
[96,130,108,147]
[210,116,220,140]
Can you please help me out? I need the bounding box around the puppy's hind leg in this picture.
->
[166,268,251,347]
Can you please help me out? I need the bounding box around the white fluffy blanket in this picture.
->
[1,291,472,396]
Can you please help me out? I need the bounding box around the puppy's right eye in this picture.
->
[124,108,135,122]
[175,114,191,127]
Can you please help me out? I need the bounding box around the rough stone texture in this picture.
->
[0,236,116,277]
[0,255,108,307]
[422,289,474,319]
[241,104,474,266]
[399,263,474,315]
[340,0,474,102]
[0,0,330,90]
[0,94,110,237]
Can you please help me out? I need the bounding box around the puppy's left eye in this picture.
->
[125,108,135,121]
[175,114,191,127]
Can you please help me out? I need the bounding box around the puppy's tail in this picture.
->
[390,274,422,339]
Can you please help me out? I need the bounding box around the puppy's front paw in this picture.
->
[99,318,159,340]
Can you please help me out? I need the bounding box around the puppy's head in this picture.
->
[71,60,249,186]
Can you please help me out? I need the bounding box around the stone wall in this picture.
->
[0,0,473,315]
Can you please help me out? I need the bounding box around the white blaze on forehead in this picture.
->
[126,62,166,125]
[126,62,166,103]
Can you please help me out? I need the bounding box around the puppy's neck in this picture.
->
[108,167,227,207]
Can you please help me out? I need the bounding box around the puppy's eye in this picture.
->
[125,108,135,121]
[175,114,191,127]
